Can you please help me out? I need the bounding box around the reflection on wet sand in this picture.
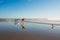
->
[0,19,60,40]
[25,21,55,29]
[0,18,26,30]
[15,19,19,25]
[0,18,55,30]
[20,18,55,30]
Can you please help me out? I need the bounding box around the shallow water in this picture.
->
[0,21,60,40]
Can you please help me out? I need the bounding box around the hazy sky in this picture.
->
[0,0,60,18]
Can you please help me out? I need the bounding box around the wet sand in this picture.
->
[0,22,60,40]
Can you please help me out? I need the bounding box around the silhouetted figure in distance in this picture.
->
[51,24,54,29]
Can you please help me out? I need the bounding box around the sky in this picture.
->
[0,0,60,19]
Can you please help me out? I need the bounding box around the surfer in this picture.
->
[21,18,25,24]
[20,18,26,29]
